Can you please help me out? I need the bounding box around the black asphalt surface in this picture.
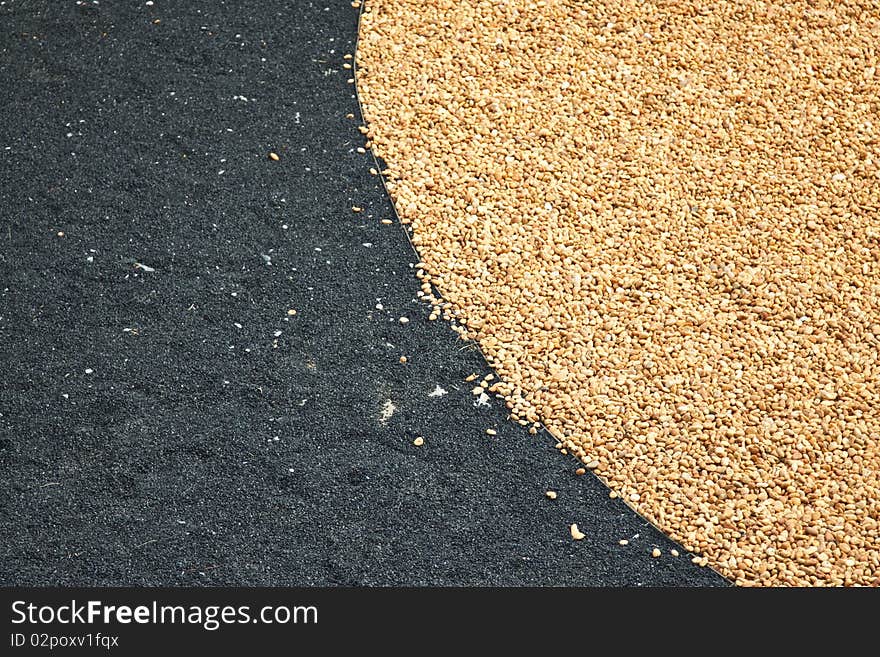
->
[0,0,727,586]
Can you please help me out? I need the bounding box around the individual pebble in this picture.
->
[570,524,585,540]
[413,436,424,446]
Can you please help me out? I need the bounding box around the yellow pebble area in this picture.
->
[356,0,880,586]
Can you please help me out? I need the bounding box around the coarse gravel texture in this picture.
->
[0,0,726,586]
[357,0,880,586]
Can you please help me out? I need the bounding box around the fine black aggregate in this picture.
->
[0,0,727,586]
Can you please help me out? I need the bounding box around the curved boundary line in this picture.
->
[349,0,730,586]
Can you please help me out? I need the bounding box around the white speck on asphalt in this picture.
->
[379,399,396,425]
[474,392,490,407]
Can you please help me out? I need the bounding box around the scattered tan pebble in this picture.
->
[399,316,409,324]
[347,78,354,84]
[357,147,366,154]
[413,436,424,446]
[268,152,279,161]
[574,468,586,476]
[345,113,354,119]
[619,539,629,546]
[465,373,478,382]
[671,549,680,558]
[545,490,557,500]
[343,63,352,69]
[652,548,662,558]
[351,206,362,212]
[351,0,360,7]
[370,167,378,175]
[56,231,64,237]
[428,313,438,320]
[399,356,407,364]
[343,53,352,60]
[486,428,497,436]
[380,218,392,225]
[471,386,484,395]
[570,523,585,541]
